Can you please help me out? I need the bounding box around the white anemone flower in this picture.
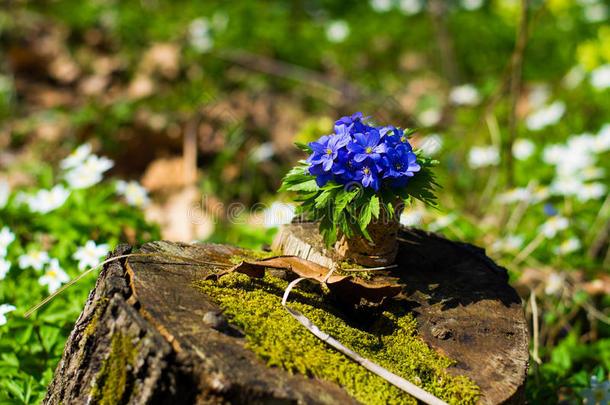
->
[0,304,16,326]
[418,109,442,127]
[38,259,70,293]
[550,176,584,196]
[594,124,610,153]
[542,144,567,165]
[400,209,425,227]
[370,0,392,12]
[0,226,15,257]
[525,101,565,131]
[562,66,585,89]
[590,64,610,90]
[582,166,605,180]
[419,134,442,155]
[576,182,607,202]
[497,188,532,203]
[116,180,150,207]
[491,234,524,253]
[326,20,350,43]
[26,185,71,214]
[449,84,480,106]
[512,139,535,160]
[60,144,92,169]
[18,250,50,271]
[468,146,500,168]
[398,0,423,15]
[73,240,110,271]
[428,213,457,231]
[0,179,9,209]
[65,155,114,190]
[0,259,10,279]
[544,272,564,296]
[553,238,581,255]
[461,0,484,10]
[538,216,568,238]
[189,18,214,53]
[263,202,295,228]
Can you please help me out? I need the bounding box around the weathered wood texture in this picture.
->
[44,242,361,405]
[272,222,529,405]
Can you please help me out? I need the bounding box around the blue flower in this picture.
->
[347,130,387,163]
[359,160,380,190]
[308,133,350,171]
[382,144,420,187]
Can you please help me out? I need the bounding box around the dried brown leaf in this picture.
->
[205,256,401,303]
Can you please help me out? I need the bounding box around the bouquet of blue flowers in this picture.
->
[280,112,438,250]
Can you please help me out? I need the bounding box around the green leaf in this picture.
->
[370,194,380,219]
[294,142,313,153]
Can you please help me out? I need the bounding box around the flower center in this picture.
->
[326,148,333,154]
[400,136,407,143]
[363,168,370,174]
[366,147,373,153]
[395,164,402,170]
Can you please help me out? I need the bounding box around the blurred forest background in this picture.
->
[1,0,610,403]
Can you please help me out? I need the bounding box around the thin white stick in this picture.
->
[281,274,449,405]
[529,290,542,364]
[512,232,545,266]
[24,253,230,317]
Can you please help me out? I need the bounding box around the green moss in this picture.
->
[89,332,138,405]
[193,272,480,405]
[229,248,281,264]
[83,298,106,338]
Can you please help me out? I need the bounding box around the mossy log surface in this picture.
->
[44,225,528,405]
[273,222,529,405]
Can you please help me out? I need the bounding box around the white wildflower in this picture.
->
[525,101,565,131]
[428,213,457,231]
[584,3,608,23]
[549,176,584,196]
[553,238,581,255]
[576,182,607,202]
[398,0,423,15]
[590,64,610,90]
[0,304,16,326]
[562,66,585,89]
[497,188,532,203]
[326,20,350,43]
[460,0,484,10]
[65,155,114,190]
[533,186,551,203]
[263,202,295,228]
[0,259,10,279]
[251,142,275,163]
[491,235,524,253]
[593,124,610,153]
[528,84,550,109]
[26,184,71,214]
[538,216,569,238]
[555,152,595,176]
[542,144,567,165]
[468,145,500,168]
[189,18,214,53]
[418,109,442,127]
[419,134,443,155]
[60,144,92,169]
[38,259,70,294]
[115,180,150,207]
[0,227,15,257]
[73,240,110,271]
[512,139,535,160]
[544,272,564,296]
[370,0,393,12]
[449,84,480,106]
[400,209,425,227]
[0,179,9,209]
[582,166,605,180]
[18,250,50,271]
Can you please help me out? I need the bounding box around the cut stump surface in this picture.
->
[44,226,528,405]
[272,222,529,405]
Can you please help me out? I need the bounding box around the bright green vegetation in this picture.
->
[194,272,480,405]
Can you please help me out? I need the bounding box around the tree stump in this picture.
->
[272,222,529,405]
[44,225,528,405]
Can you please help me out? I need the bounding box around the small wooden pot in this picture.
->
[334,203,403,267]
